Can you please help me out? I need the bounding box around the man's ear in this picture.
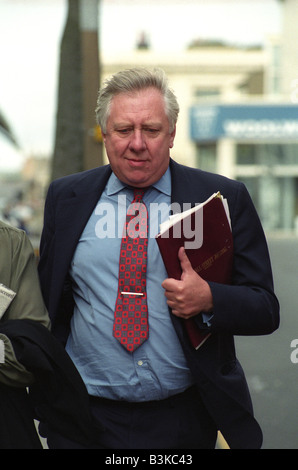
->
[169,125,176,149]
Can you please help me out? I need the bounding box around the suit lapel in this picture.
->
[50,166,112,311]
[170,158,203,208]
[168,159,204,343]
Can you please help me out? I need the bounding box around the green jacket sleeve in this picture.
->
[0,221,50,387]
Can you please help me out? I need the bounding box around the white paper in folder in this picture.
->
[0,283,16,320]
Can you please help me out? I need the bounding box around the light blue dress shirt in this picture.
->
[66,168,194,401]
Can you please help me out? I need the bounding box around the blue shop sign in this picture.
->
[190,104,298,141]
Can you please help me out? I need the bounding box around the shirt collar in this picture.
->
[106,166,171,197]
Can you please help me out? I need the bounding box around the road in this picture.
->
[235,234,298,449]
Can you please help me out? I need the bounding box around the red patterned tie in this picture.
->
[113,189,149,352]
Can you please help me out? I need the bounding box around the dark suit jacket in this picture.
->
[38,159,279,449]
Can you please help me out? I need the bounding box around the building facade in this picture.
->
[102,10,298,233]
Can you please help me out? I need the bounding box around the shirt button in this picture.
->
[137,360,143,366]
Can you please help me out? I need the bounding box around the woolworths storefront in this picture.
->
[190,103,298,232]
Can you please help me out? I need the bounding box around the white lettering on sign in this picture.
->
[224,120,298,138]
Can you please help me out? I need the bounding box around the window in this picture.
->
[195,143,217,172]
[237,143,298,166]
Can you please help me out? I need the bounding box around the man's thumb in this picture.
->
[178,246,192,274]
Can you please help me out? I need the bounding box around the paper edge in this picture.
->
[0,339,5,364]
[158,191,230,235]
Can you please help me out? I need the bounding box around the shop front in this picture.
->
[190,103,298,231]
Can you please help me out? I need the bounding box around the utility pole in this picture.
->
[79,0,103,170]
[51,0,103,181]
[51,0,83,181]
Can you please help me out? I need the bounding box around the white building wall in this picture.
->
[280,0,298,100]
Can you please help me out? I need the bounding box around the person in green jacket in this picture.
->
[0,220,50,448]
[0,220,50,386]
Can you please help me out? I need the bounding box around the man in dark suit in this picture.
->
[38,68,279,449]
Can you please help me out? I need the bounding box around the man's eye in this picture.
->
[117,129,131,135]
[145,128,159,135]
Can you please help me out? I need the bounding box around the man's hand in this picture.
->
[161,246,213,319]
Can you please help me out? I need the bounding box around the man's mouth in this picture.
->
[126,158,148,167]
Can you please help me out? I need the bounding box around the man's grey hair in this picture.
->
[95,68,179,133]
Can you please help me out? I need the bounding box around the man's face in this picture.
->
[102,87,176,188]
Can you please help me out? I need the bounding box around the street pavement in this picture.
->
[235,234,298,449]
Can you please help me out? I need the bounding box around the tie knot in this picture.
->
[133,188,145,202]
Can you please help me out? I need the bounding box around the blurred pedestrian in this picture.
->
[0,220,50,448]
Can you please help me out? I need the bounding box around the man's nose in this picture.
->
[129,130,146,152]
